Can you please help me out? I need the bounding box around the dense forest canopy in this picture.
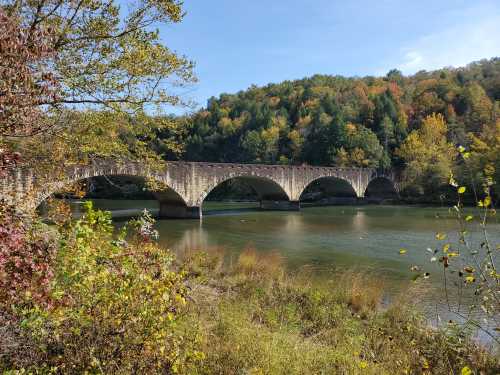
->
[159,58,499,197]
[176,58,499,166]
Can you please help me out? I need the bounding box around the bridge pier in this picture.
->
[159,202,202,219]
[260,200,300,211]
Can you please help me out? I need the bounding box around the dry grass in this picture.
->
[235,247,284,278]
[340,270,385,316]
[182,250,500,374]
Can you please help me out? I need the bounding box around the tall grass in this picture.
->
[183,250,499,374]
[235,247,284,278]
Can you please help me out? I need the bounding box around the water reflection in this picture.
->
[352,209,367,233]
[172,225,209,256]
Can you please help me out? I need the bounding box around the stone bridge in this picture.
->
[1,160,399,219]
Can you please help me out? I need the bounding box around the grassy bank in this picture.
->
[2,204,498,374]
[180,249,499,374]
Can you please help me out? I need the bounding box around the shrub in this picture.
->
[0,204,56,308]
[2,202,203,373]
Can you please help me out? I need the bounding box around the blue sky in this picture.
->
[160,0,500,113]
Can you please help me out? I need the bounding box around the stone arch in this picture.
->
[30,166,188,212]
[364,176,398,200]
[196,174,291,207]
[298,176,358,203]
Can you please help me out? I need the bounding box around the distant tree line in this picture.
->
[156,59,499,198]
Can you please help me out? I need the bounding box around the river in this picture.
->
[71,200,500,343]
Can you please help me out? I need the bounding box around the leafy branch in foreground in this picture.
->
[1,0,196,114]
[0,8,59,137]
[1,0,195,183]
[411,145,499,343]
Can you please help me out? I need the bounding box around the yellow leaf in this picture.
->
[399,249,407,255]
[458,186,466,194]
[442,243,450,253]
[422,359,430,369]
[435,233,447,241]
[463,152,470,159]
[461,366,473,375]
[465,215,473,221]
[465,276,475,283]
[359,361,368,369]
[484,196,491,207]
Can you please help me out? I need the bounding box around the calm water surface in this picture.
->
[75,200,500,342]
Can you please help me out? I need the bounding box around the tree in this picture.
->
[1,0,196,113]
[467,119,500,199]
[240,130,263,162]
[287,129,304,163]
[0,8,58,176]
[379,115,395,151]
[386,69,404,85]
[464,83,493,132]
[331,123,385,168]
[1,1,195,179]
[260,126,280,163]
[0,8,58,137]
[397,113,455,195]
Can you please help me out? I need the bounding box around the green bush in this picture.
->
[2,203,203,373]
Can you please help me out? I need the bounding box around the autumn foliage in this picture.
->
[1,204,203,373]
[0,8,58,137]
[0,205,56,308]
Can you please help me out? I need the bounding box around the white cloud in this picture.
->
[385,3,500,74]
[399,51,424,71]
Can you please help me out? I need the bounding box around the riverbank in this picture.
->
[180,249,499,374]
[2,202,499,374]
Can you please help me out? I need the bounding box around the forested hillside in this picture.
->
[166,58,499,196]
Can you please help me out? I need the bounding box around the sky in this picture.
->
[159,0,500,113]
